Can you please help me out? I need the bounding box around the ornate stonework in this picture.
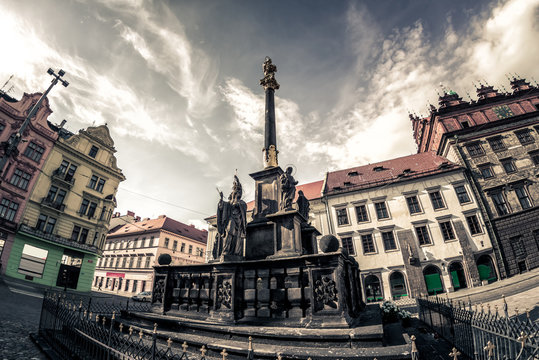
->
[81,125,115,150]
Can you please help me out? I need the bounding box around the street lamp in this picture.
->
[0,68,69,176]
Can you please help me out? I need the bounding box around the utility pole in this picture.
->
[0,68,69,176]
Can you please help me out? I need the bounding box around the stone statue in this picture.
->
[216,175,247,259]
[296,190,310,219]
[259,57,280,90]
[279,166,298,211]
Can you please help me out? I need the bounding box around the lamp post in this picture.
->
[0,68,69,176]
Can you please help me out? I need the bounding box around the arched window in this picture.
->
[389,271,408,299]
[364,275,382,303]
[448,262,467,291]
[423,265,443,295]
[477,255,497,284]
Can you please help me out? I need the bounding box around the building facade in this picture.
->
[4,125,125,291]
[411,78,539,278]
[93,215,207,296]
[318,153,495,302]
[0,92,58,274]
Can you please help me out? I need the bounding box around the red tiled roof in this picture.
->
[108,216,207,243]
[324,152,460,195]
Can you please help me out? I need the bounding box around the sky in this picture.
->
[1,0,538,229]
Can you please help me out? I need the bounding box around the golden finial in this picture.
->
[167,338,173,348]
[248,336,253,351]
[277,353,282,360]
[89,311,93,319]
[79,299,83,308]
[129,326,134,336]
[153,323,157,334]
[119,323,124,332]
[95,315,100,323]
[484,341,495,358]
[200,345,207,357]
[221,348,228,360]
[525,308,530,319]
[112,311,116,320]
[494,304,498,315]
[515,307,519,316]
[480,303,484,313]
[487,303,491,314]
[83,310,87,317]
[517,332,528,350]
[102,316,106,326]
[449,347,461,360]
[139,329,144,340]
[307,358,312,360]
[182,341,188,353]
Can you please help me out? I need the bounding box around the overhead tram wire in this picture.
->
[117,187,211,217]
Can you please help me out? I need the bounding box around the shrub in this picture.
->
[381,300,412,326]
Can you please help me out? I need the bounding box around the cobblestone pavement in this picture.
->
[0,279,47,360]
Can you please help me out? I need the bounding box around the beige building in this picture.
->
[7,125,125,291]
[319,152,495,302]
[93,214,207,295]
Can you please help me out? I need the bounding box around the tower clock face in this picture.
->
[492,105,514,119]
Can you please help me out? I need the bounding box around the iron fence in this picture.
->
[37,290,416,360]
[417,295,538,360]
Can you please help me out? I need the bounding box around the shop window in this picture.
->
[390,272,408,299]
[18,244,48,279]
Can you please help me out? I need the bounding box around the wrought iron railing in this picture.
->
[19,224,101,255]
[417,295,538,360]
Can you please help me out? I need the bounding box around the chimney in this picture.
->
[127,210,135,217]
[135,216,141,222]
[158,215,166,219]
[59,119,67,129]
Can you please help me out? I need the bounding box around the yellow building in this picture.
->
[5,125,125,291]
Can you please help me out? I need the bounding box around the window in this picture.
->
[71,226,81,241]
[374,202,389,220]
[180,242,186,252]
[23,142,45,162]
[429,191,445,210]
[341,236,355,255]
[466,215,482,235]
[89,175,98,189]
[0,124,4,133]
[515,129,534,145]
[79,199,89,215]
[18,244,48,278]
[115,258,120,268]
[164,238,169,248]
[89,175,106,192]
[510,236,527,258]
[121,257,127,268]
[359,234,375,254]
[478,164,494,179]
[439,221,455,241]
[188,245,193,254]
[36,214,56,234]
[173,240,178,251]
[45,185,66,206]
[514,185,532,209]
[466,142,484,157]
[80,228,88,243]
[96,178,105,192]
[487,136,506,151]
[145,256,152,268]
[530,151,539,166]
[454,185,471,204]
[415,225,431,245]
[87,202,97,218]
[125,279,130,291]
[501,158,516,174]
[132,280,138,293]
[136,256,142,268]
[9,168,31,190]
[381,231,397,251]
[406,196,422,214]
[491,192,510,216]
[129,257,134,268]
[89,145,99,158]
[355,204,369,222]
[0,198,19,222]
[92,232,98,246]
[64,163,77,182]
[336,208,349,226]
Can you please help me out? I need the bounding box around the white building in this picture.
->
[93,214,207,296]
[318,152,496,302]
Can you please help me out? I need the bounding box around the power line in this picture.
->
[117,186,211,217]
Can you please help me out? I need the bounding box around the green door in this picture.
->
[425,273,443,295]
[451,270,460,289]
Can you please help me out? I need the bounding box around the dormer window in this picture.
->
[89,145,99,158]
[373,166,385,172]
[343,181,352,186]
[347,171,359,177]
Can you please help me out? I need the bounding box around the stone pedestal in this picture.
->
[249,166,283,221]
[267,210,303,258]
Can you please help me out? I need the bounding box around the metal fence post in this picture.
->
[152,323,157,360]
[106,311,115,360]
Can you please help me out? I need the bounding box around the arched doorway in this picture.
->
[364,275,383,303]
[423,265,444,295]
[448,262,467,291]
[477,255,497,284]
[389,272,408,299]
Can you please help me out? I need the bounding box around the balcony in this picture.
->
[0,217,17,233]
[19,224,100,255]
[51,168,75,189]
[41,198,66,212]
